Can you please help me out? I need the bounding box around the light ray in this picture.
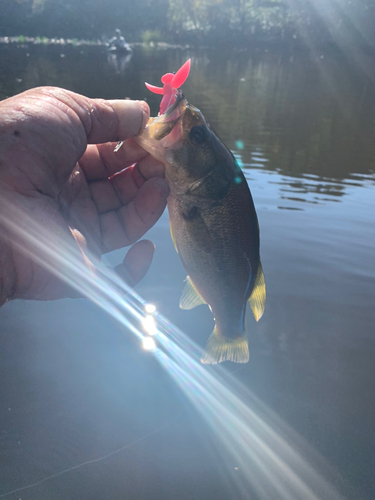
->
[154,335,343,500]
[145,303,156,314]
[142,314,158,335]
[142,336,157,351]
[0,206,345,499]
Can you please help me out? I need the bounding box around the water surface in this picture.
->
[0,44,374,499]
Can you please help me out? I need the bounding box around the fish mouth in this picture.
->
[134,92,186,162]
[163,92,185,119]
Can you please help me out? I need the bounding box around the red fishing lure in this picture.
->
[145,59,191,114]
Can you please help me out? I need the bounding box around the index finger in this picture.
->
[79,139,148,181]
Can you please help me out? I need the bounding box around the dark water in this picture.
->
[0,44,375,499]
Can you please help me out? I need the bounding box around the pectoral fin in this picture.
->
[182,207,212,253]
[248,262,266,321]
[180,276,206,310]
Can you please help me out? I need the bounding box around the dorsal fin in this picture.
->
[248,262,266,321]
[179,276,206,310]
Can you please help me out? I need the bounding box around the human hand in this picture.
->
[0,87,169,305]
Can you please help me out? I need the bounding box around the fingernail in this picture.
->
[155,178,170,199]
[109,99,149,138]
[137,100,150,132]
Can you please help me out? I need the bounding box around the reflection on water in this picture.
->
[1,43,375,193]
[0,44,375,500]
[106,51,133,75]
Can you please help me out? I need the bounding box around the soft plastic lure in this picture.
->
[145,59,191,114]
[114,59,191,153]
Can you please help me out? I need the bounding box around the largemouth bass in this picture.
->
[135,93,265,364]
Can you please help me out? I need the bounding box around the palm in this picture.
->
[0,87,168,304]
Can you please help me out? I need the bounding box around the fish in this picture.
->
[134,65,265,364]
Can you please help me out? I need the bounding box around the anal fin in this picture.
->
[201,327,249,364]
[248,261,266,321]
[180,276,206,310]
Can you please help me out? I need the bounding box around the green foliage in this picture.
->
[141,30,163,44]
[31,0,48,13]
[167,0,292,44]
[0,0,169,40]
[0,0,374,49]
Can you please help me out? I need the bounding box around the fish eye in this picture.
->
[189,126,207,145]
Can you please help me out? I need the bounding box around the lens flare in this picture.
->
[145,303,156,314]
[142,336,157,351]
[0,205,345,500]
[142,315,158,335]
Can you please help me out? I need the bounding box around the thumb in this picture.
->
[0,87,150,193]
[38,87,150,145]
[84,97,150,145]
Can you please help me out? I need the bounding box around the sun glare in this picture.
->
[142,314,158,335]
[0,206,345,500]
[145,303,156,314]
[142,336,157,351]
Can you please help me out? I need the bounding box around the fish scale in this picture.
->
[170,178,259,333]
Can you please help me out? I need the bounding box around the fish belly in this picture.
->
[168,180,259,340]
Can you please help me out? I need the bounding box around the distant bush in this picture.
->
[0,0,373,51]
[141,30,163,44]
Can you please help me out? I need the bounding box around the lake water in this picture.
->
[0,43,374,500]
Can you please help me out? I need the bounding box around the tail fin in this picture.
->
[201,327,249,364]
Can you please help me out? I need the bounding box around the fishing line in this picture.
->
[0,362,245,499]
[0,414,181,498]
